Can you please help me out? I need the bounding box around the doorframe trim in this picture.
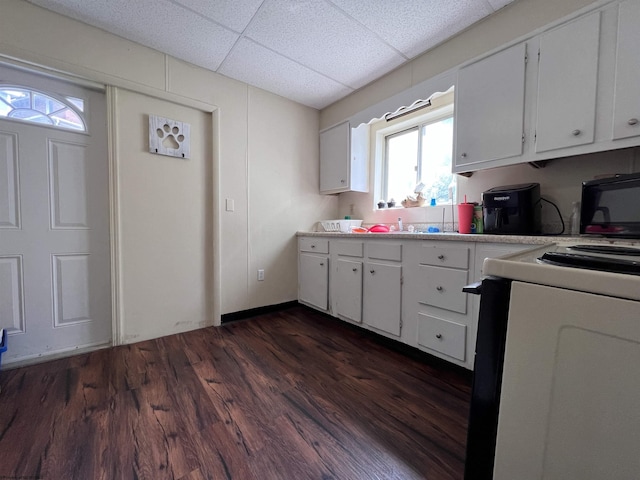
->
[106,86,122,345]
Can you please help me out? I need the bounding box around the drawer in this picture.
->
[418,244,469,269]
[418,265,468,314]
[367,242,402,261]
[299,237,329,254]
[418,313,466,361]
[335,241,363,257]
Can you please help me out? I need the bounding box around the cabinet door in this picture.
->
[320,121,349,193]
[612,0,640,140]
[363,262,401,336]
[299,253,329,311]
[455,42,527,170]
[535,12,600,153]
[335,259,363,323]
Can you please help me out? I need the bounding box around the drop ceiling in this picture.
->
[27,0,517,109]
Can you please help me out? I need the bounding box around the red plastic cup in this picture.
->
[457,203,475,234]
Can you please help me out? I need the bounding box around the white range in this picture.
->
[465,241,640,480]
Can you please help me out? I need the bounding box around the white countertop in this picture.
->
[483,242,640,302]
[297,230,640,247]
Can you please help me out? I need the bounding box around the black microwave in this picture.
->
[581,172,640,238]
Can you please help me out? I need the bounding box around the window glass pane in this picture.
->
[420,117,454,204]
[0,99,12,117]
[66,96,84,112]
[50,108,84,130]
[0,86,86,131]
[33,92,65,114]
[9,108,53,125]
[0,89,30,109]
[386,128,419,202]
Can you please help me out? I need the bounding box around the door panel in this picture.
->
[0,65,111,363]
[0,132,20,228]
[48,140,89,229]
[0,255,24,333]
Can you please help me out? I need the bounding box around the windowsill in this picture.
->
[375,203,455,211]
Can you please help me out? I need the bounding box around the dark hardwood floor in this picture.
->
[0,306,472,480]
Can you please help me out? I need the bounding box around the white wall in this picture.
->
[0,0,337,343]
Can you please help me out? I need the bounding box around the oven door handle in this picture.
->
[463,281,483,295]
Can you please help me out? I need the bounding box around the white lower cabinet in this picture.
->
[417,314,467,362]
[362,242,403,337]
[335,258,363,323]
[298,238,329,312]
[299,253,329,311]
[363,261,402,336]
[405,242,473,367]
[298,235,536,370]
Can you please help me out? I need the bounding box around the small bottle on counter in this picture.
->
[569,201,581,236]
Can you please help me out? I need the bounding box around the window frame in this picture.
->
[378,103,454,204]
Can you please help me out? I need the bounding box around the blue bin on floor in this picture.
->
[0,329,7,370]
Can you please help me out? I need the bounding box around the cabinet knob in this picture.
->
[571,129,581,136]
[460,152,467,158]
[310,245,316,249]
[340,179,346,184]
[436,286,444,292]
[436,333,443,339]
[628,118,639,126]
[370,269,375,275]
[352,267,358,272]
[319,262,324,266]
[437,254,445,260]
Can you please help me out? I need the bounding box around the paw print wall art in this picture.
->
[149,115,191,159]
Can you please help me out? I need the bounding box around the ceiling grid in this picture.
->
[28,0,516,109]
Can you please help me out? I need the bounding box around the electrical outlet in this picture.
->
[257,269,264,281]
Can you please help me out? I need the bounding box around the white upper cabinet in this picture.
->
[320,121,368,194]
[454,42,527,172]
[451,1,640,173]
[612,0,640,140]
[535,12,601,153]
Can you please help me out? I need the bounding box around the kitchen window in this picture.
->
[378,101,454,206]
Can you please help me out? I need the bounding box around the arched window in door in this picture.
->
[0,85,85,131]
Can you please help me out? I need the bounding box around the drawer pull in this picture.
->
[319,262,324,266]
[436,286,444,292]
[352,268,358,272]
[437,254,445,260]
[572,129,581,136]
[310,245,316,249]
[629,118,639,126]
[436,333,443,340]
[370,269,375,274]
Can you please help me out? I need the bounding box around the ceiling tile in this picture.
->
[172,0,264,33]
[329,0,494,59]
[219,38,353,109]
[486,0,517,11]
[29,0,239,71]
[244,0,406,89]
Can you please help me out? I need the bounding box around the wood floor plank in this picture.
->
[0,305,471,479]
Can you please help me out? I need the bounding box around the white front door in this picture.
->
[0,65,111,364]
